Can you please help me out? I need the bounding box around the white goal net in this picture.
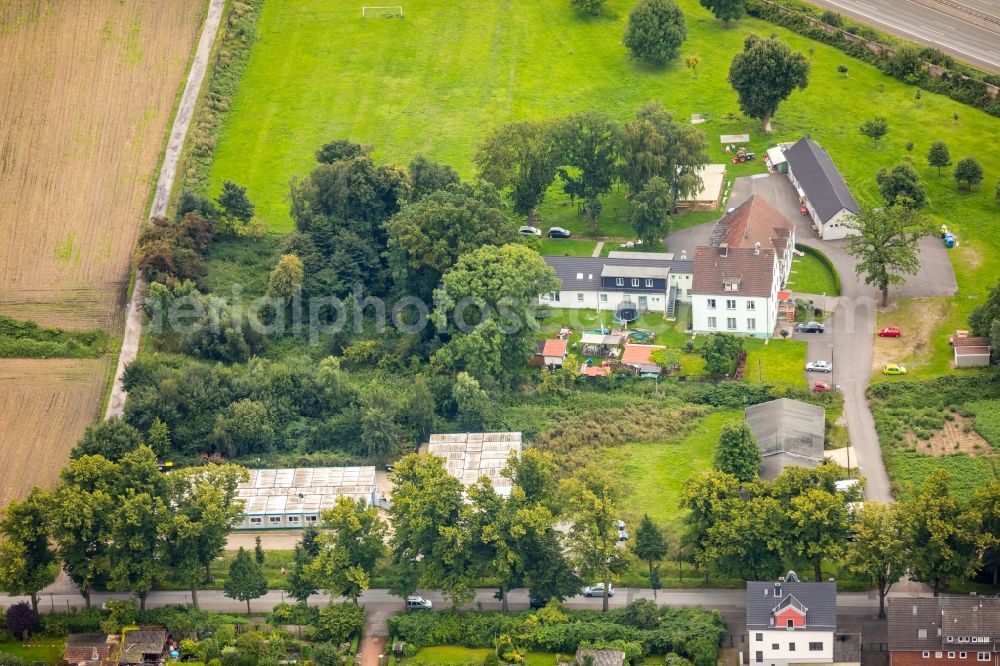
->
[362,5,403,18]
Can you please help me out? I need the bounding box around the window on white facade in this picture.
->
[809,643,823,652]
[727,318,737,330]
[707,317,717,329]
[978,654,990,662]
[755,653,762,663]
[287,516,300,524]
[577,293,584,302]
[631,278,640,287]
[747,301,756,310]
[600,293,608,302]
[756,634,763,642]
[707,298,716,309]
[789,644,795,652]
[771,645,779,651]
[726,299,736,309]
[249,517,262,525]
[748,318,756,331]
[269,516,282,524]
[616,278,624,286]
[645,279,654,287]
[305,515,318,523]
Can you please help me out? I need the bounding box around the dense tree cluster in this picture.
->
[0,447,246,611]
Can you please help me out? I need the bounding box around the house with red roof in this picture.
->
[541,338,568,368]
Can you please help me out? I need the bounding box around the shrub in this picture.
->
[312,604,365,644]
[5,603,39,639]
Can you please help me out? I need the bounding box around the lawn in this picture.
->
[535,306,691,348]
[599,409,737,530]
[537,237,597,257]
[0,639,66,663]
[161,549,295,591]
[743,338,808,389]
[405,648,562,666]
[785,250,839,297]
[206,0,1000,387]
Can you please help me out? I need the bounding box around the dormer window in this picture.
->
[616,278,624,286]
[725,281,740,292]
[645,279,654,287]
[631,278,639,287]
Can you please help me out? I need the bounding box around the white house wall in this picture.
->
[749,629,835,666]
[821,209,858,240]
[691,294,776,338]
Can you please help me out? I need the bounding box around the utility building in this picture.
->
[426,432,523,497]
[235,466,379,529]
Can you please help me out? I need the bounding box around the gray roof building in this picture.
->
[745,398,826,480]
[783,138,859,224]
[542,255,693,292]
[888,597,1000,653]
[747,571,837,632]
[575,648,626,666]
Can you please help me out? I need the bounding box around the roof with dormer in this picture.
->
[746,572,837,632]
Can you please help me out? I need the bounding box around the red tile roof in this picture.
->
[719,195,794,251]
[621,344,665,366]
[542,339,567,357]
[692,245,777,298]
[581,365,611,377]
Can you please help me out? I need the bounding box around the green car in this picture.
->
[883,363,907,375]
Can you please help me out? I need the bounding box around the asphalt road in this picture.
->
[806,0,1000,73]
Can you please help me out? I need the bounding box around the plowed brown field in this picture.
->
[0,0,204,502]
[0,0,204,331]
[0,358,114,505]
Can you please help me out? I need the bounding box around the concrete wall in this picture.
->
[749,629,834,666]
[691,293,776,338]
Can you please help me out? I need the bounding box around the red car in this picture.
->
[813,381,832,393]
[878,326,902,337]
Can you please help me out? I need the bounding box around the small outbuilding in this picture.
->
[784,137,860,241]
[745,398,826,480]
[63,634,119,666]
[542,338,568,368]
[121,629,166,666]
[621,343,667,375]
[954,335,992,367]
[678,164,727,211]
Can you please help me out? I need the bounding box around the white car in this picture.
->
[405,595,433,611]
[518,225,542,237]
[806,360,833,373]
[583,583,615,597]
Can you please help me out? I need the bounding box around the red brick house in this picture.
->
[889,597,1000,666]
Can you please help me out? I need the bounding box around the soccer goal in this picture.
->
[362,5,403,18]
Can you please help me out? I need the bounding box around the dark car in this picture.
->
[529,595,548,609]
[795,321,825,334]
[547,227,571,238]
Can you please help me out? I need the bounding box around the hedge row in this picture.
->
[745,0,1000,118]
[387,606,725,666]
[0,315,108,359]
[795,244,842,296]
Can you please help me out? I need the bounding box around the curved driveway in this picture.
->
[669,174,957,503]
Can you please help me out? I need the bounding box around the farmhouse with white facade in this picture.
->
[747,571,837,666]
[540,253,693,317]
[711,195,796,284]
[784,137,860,241]
[691,243,782,338]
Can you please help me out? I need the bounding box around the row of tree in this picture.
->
[0,447,247,612]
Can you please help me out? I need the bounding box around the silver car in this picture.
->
[583,583,615,597]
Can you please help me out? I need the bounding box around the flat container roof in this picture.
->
[427,432,523,496]
[237,466,377,516]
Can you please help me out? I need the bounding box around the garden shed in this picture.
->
[678,164,726,210]
[745,398,825,480]
[953,335,992,367]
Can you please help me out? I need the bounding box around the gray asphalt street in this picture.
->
[806,0,1000,73]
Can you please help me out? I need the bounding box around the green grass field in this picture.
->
[600,410,736,529]
[537,237,597,256]
[785,252,839,297]
[0,639,66,663]
[206,0,1000,381]
[744,338,808,389]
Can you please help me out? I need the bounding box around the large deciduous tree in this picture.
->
[385,189,519,301]
[786,487,849,582]
[0,489,58,614]
[163,465,248,609]
[553,111,620,233]
[629,176,674,246]
[954,157,984,190]
[714,422,760,482]
[623,0,688,66]
[900,469,982,595]
[846,502,906,618]
[307,497,386,604]
[876,163,927,208]
[388,453,473,606]
[728,34,810,132]
[632,515,668,579]
[699,0,745,23]
[927,141,951,175]
[618,102,708,202]
[475,121,558,219]
[844,203,931,307]
[680,470,742,581]
[561,466,627,612]
[71,417,144,461]
[432,244,558,387]
[407,154,460,200]
[267,254,305,300]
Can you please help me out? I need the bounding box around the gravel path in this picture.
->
[105,0,226,419]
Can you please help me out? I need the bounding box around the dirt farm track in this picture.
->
[0,0,205,501]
